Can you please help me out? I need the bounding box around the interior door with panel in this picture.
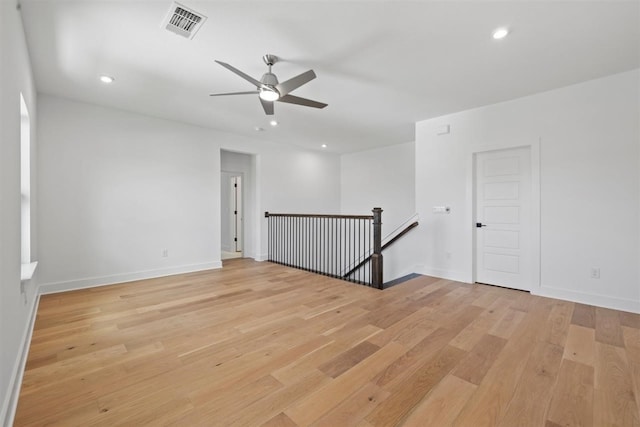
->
[475,147,532,291]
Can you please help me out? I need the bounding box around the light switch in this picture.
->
[433,206,451,214]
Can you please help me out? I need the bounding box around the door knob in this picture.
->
[476,222,487,228]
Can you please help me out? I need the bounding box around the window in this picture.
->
[20,93,36,280]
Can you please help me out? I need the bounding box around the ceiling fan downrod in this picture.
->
[262,54,278,71]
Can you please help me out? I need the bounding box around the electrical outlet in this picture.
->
[590,267,600,279]
[162,249,169,258]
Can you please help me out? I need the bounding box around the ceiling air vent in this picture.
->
[162,2,207,40]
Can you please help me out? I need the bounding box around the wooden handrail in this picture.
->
[265,212,373,220]
[343,221,419,279]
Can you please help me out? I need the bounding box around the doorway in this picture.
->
[221,150,254,261]
[474,146,532,291]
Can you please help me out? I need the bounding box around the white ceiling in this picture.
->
[20,1,640,153]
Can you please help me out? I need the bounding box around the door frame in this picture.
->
[466,139,541,291]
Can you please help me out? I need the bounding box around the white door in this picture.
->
[475,147,531,291]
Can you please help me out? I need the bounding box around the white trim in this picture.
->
[253,254,268,262]
[20,261,38,281]
[533,286,640,314]
[414,264,471,283]
[1,294,40,427]
[467,139,541,291]
[39,262,222,295]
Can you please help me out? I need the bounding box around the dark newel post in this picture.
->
[372,207,383,289]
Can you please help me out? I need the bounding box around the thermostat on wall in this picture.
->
[433,206,451,213]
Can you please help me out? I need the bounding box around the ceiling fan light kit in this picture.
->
[210,54,327,115]
[259,88,280,102]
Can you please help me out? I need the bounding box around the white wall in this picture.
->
[37,95,341,291]
[256,147,341,259]
[0,2,39,424]
[415,70,640,313]
[340,141,419,281]
[341,141,416,229]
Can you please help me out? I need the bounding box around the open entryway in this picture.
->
[474,146,533,291]
[221,150,254,261]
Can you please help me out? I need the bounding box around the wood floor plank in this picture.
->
[401,374,477,427]
[595,307,625,347]
[318,340,380,378]
[451,298,511,351]
[367,306,436,348]
[488,307,527,340]
[310,381,390,427]
[261,412,298,427]
[452,301,554,427]
[620,311,640,329]
[546,359,594,427]
[594,342,640,426]
[563,324,596,367]
[228,370,330,427]
[14,259,640,426]
[496,341,564,427]
[285,342,406,426]
[540,300,574,346]
[372,327,460,390]
[623,326,640,413]
[571,303,596,329]
[366,345,467,426]
[452,334,507,385]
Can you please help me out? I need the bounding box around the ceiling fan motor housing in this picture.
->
[261,72,279,86]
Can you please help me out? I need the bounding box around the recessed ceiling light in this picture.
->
[492,28,509,40]
[254,126,264,132]
[321,144,327,148]
[99,75,114,84]
[269,120,278,126]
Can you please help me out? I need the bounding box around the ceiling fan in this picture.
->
[210,54,327,115]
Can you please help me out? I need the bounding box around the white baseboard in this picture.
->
[39,261,222,295]
[1,293,40,427]
[533,285,640,314]
[411,267,640,313]
[254,254,268,262]
[414,265,471,284]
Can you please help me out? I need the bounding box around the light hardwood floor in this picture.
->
[15,259,640,426]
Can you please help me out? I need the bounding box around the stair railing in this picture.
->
[265,208,384,288]
[342,218,418,280]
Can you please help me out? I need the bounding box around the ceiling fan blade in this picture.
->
[275,70,316,96]
[215,60,263,88]
[209,91,259,97]
[278,94,327,109]
[260,98,274,115]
